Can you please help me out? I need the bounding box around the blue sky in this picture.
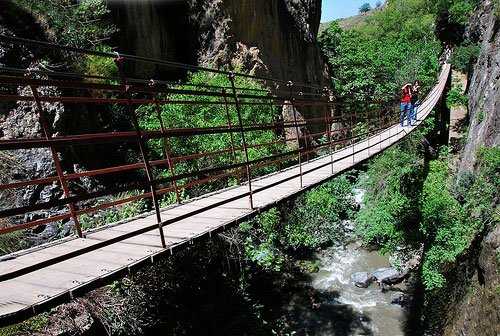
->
[321,0,380,22]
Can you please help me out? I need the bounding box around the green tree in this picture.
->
[359,3,372,13]
[14,0,116,49]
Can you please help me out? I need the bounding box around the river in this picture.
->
[310,243,405,335]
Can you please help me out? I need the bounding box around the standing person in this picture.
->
[400,83,413,127]
[410,80,421,126]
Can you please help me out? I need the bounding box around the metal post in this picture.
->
[351,104,355,165]
[367,108,370,156]
[30,84,83,238]
[298,91,310,163]
[270,94,284,172]
[379,106,382,151]
[324,88,334,174]
[150,82,181,204]
[228,73,254,209]
[222,89,237,164]
[288,81,303,188]
[115,56,166,248]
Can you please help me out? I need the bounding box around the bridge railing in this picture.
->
[0,35,405,248]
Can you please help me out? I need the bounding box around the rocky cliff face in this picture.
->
[459,0,499,172]
[107,0,329,88]
[190,0,329,86]
[436,1,500,335]
[106,0,197,78]
[441,224,500,336]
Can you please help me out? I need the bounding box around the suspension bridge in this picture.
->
[0,35,451,324]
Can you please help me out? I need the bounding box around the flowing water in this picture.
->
[308,243,406,335]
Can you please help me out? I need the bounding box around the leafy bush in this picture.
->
[0,313,48,336]
[79,193,148,230]
[239,209,285,271]
[14,0,116,49]
[0,227,27,256]
[419,147,497,290]
[239,175,356,269]
[448,0,477,25]
[319,0,441,126]
[446,84,468,108]
[359,3,372,13]
[356,132,427,253]
[462,147,500,231]
[450,41,481,72]
[420,158,467,290]
[138,70,285,199]
[77,45,118,80]
[284,175,356,250]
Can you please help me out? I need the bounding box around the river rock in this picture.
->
[371,267,404,285]
[391,293,410,307]
[351,271,374,288]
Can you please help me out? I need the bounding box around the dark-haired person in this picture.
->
[400,83,413,127]
[410,80,421,126]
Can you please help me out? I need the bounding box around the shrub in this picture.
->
[420,159,467,290]
[239,208,285,271]
[319,0,441,128]
[448,0,477,25]
[138,70,285,199]
[450,41,481,73]
[284,175,356,250]
[14,0,116,49]
[356,131,427,253]
[77,45,118,80]
[446,84,468,108]
[463,147,500,230]
[359,3,372,13]
[0,313,48,336]
[79,193,148,230]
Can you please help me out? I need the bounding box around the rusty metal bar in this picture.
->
[151,87,182,204]
[288,81,303,188]
[228,72,254,209]
[351,101,355,165]
[115,56,166,248]
[0,125,394,234]
[221,89,237,164]
[29,84,83,238]
[325,88,335,174]
[0,34,335,91]
[0,117,346,151]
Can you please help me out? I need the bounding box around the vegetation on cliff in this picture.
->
[318,0,497,293]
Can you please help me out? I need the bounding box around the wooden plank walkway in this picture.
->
[0,64,450,324]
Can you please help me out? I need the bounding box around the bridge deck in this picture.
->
[0,64,450,324]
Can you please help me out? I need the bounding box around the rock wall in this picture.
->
[432,1,500,335]
[107,0,330,133]
[190,0,329,87]
[459,0,500,172]
[441,224,500,336]
[107,0,330,95]
[106,0,197,79]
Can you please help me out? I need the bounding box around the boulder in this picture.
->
[371,267,405,285]
[351,271,374,288]
[391,293,410,307]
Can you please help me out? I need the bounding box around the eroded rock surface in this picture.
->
[459,0,500,172]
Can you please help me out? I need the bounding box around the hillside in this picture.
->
[319,8,377,33]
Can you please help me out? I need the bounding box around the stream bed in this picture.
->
[309,243,405,335]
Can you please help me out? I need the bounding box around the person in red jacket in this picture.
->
[400,83,413,127]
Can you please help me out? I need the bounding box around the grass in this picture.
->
[0,313,49,336]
